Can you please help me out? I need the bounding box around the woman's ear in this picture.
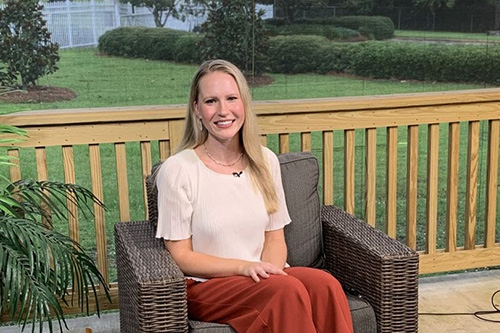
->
[193,101,199,116]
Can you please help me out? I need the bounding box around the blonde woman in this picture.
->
[155,59,353,333]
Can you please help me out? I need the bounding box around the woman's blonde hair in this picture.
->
[176,59,279,214]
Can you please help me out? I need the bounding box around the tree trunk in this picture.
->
[152,7,163,27]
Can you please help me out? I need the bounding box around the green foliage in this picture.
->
[0,0,59,89]
[266,23,360,40]
[268,35,329,73]
[348,41,500,84]
[118,0,206,27]
[98,27,202,63]
[268,36,500,84]
[200,0,269,76]
[0,124,110,332]
[329,16,394,40]
[173,34,203,63]
[265,15,395,40]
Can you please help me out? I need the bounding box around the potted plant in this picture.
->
[0,124,110,332]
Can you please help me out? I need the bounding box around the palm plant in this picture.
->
[0,124,110,332]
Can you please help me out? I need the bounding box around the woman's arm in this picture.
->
[166,238,286,283]
[260,228,287,269]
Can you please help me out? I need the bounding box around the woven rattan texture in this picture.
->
[146,171,159,227]
[115,221,189,332]
[322,205,419,333]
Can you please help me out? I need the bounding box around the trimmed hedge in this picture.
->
[265,16,394,40]
[98,27,202,63]
[268,35,354,74]
[268,38,500,84]
[266,24,360,41]
[348,41,500,84]
[98,26,500,85]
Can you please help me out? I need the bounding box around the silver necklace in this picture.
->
[204,143,243,168]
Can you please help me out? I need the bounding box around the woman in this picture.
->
[155,59,353,333]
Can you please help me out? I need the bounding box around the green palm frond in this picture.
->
[1,125,110,332]
[3,180,105,226]
[0,214,110,332]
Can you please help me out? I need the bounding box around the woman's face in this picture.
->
[194,71,245,145]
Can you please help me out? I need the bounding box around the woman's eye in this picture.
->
[228,96,238,101]
[205,99,215,104]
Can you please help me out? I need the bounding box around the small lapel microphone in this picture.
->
[232,171,243,178]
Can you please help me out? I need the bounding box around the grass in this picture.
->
[394,29,500,43]
[0,47,489,114]
[0,47,497,282]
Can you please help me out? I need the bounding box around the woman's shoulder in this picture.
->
[261,146,279,164]
[157,149,197,178]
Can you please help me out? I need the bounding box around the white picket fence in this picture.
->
[0,0,273,49]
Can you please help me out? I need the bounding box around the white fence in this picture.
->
[0,0,273,49]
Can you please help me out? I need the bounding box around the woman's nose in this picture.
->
[217,101,229,115]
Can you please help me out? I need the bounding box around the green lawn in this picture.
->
[0,47,488,114]
[1,47,497,282]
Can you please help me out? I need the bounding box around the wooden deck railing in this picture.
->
[2,88,500,315]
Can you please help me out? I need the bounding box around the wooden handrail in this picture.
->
[2,88,500,314]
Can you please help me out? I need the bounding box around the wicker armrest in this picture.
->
[114,221,188,333]
[321,205,419,333]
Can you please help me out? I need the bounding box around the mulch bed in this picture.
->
[0,86,77,103]
[246,75,274,87]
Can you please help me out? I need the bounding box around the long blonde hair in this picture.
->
[177,59,279,214]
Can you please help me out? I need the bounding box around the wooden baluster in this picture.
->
[365,128,377,227]
[36,147,52,228]
[279,133,289,154]
[323,131,334,206]
[426,124,439,255]
[140,141,152,220]
[446,122,460,252]
[344,129,355,214]
[114,143,130,222]
[301,132,311,152]
[465,121,479,250]
[406,125,419,249]
[485,120,499,248]
[386,126,398,238]
[89,144,109,287]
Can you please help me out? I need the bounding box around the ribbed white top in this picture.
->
[155,147,291,267]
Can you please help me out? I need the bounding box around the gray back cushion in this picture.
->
[278,152,325,268]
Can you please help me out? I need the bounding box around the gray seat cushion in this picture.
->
[278,152,325,268]
[188,152,376,333]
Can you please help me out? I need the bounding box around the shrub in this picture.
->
[200,0,269,75]
[266,16,395,40]
[173,34,203,63]
[98,27,199,63]
[267,24,360,41]
[0,0,59,88]
[330,16,394,40]
[347,41,500,85]
[268,35,329,73]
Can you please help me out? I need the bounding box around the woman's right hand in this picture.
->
[239,261,287,283]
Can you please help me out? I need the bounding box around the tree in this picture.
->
[200,0,269,76]
[0,124,111,332]
[487,0,500,29]
[259,0,328,23]
[119,0,206,27]
[414,0,456,30]
[0,0,59,89]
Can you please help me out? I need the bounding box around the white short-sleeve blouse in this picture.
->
[155,147,291,265]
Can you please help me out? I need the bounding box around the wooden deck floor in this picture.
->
[3,269,500,332]
[419,269,500,332]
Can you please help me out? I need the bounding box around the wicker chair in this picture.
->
[115,151,419,333]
